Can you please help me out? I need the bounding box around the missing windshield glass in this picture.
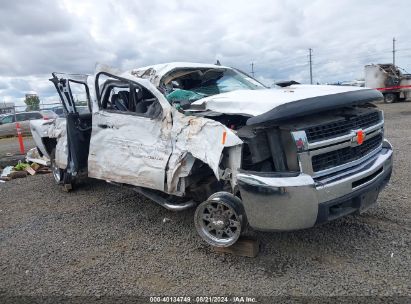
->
[162,68,265,108]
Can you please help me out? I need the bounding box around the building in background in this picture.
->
[0,102,15,114]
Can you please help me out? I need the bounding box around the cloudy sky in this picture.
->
[1,0,411,108]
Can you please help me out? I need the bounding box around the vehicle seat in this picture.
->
[135,89,147,113]
[112,92,129,111]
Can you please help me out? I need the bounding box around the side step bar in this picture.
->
[107,181,196,211]
[132,187,196,211]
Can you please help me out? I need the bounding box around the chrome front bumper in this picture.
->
[237,140,393,231]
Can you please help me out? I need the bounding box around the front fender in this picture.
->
[166,110,243,194]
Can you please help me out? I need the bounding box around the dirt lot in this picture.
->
[0,103,410,299]
[0,136,36,169]
[0,136,35,158]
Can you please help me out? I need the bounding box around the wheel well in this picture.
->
[42,137,57,156]
[184,160,222,202]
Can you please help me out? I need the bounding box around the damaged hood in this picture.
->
[191,85,383,125]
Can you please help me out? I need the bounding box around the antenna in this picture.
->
[308,48,313,84]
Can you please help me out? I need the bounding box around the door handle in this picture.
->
[97,124,109,129]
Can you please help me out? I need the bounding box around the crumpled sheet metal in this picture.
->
[166,110,243,194]
[87,111,172,191]
[130,62,226,88]
[87,109,242,195]
[48,119,68,169]
[26,147,50,166]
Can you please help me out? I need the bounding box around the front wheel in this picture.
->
[194,192,246,247]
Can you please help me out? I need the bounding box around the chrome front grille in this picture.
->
[311,133,383,172]
[305,111,381,142]
[291,108,384,177]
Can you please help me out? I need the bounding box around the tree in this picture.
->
[24,95,40,111]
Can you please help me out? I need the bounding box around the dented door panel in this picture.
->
[88,111,172,191]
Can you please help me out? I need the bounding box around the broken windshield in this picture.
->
[164,68,265,106]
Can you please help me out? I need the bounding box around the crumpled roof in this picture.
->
[130,62,229,87]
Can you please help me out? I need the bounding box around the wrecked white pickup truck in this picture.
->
[31,62,393,247]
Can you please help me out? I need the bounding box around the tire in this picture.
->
[384,93,396,103]
[50,148,64,184]
[194,192,246,247]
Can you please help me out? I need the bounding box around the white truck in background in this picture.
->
[365,64,411,103]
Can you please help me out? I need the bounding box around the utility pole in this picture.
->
[250,62,255,78]
[392,37,396,66]
[308,48,313,84]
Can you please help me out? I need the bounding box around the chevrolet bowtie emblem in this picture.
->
[353,129,365,145]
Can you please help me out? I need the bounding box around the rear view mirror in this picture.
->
[171,80,182,89]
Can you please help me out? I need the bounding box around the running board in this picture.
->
[107,181,196,211]
[132,187,196,211]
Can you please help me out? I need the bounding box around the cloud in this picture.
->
[9,79,32,91]
[0,80,9,90]
[0,0,410,105]
[0,1,71,36]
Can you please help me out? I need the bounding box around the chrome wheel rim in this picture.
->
[195,198,242,247]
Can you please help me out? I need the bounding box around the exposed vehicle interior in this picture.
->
[99,79,162,118]
[160,68,265,109]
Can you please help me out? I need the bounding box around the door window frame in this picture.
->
[50,73,92,115]
[95,71,164,120]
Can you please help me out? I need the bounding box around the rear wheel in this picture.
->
[384,93,396,103]
[194,192,246,247]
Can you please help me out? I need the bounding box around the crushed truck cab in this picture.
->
[31,62,393,247]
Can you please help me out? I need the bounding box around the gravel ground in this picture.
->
[0,103,410,298]
[0,136,35,158]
